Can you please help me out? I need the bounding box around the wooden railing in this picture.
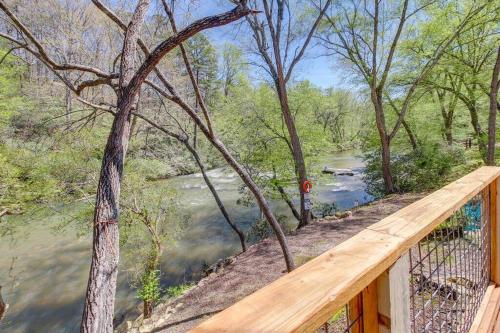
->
[190,166,500,333]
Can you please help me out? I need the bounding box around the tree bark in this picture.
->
[372,91,394,193]
[487,47,500,165]
[380,135,394,193]
[206,136,295,270]
[80,1,150,332]
[184,142,247,252]
[402,119,418,150]
[275,79,310,229]
[179,132,295,270]
[276,184,301,222]
[467,103,487,162]
[65,86,72,122]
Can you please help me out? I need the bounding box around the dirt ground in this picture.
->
[122,193,424,333]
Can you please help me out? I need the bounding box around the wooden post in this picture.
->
[362,280,379,333]
[376,253,410,333]
[490,178,500,284]
[348,294,362,333]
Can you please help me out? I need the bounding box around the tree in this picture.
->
[183,33,218,149]
[320,0,487,192]
[243,0,332,228]
[431,72,461,145]
[220,43,246,97]
[120,172,187,319]
[487,47,500,165]
[130,108,248,252]
[421,5,498,162]
[0,1,254,331]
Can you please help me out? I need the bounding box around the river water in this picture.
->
[0,151,372,332]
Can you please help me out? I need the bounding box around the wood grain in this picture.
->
[190,167,500,333]
[469,284,500,333]
[362,281,379,333]
[492,180,500,284]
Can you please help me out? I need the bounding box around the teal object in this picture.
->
[464,200,481,231]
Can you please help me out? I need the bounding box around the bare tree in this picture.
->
[0,1,255,331]
[242,0,332,228]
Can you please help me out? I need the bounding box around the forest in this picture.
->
[0,0,498,332]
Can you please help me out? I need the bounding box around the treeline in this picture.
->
[0,0,498,331]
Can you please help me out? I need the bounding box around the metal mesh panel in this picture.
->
[317,301,363,333]
[409,190,491,333]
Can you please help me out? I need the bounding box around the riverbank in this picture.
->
[120,192,424,333]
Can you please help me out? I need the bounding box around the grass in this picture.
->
[165,283,194,299]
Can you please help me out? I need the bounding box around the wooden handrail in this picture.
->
[190,166,500,333]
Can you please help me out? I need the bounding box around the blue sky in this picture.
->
[176,1,344,89]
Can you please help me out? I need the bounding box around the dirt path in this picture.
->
[122,193,424,333]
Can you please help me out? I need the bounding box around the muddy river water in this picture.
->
[0,151,373,332]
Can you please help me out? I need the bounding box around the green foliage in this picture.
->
[184,33,219,102]
[137,270,162,303]
[165,283,193,299]
[364,143,465,196]
[314,202,338,218]
[216,79,367,208]
[246,215,293,242]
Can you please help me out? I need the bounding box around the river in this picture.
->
[0,151,373,332]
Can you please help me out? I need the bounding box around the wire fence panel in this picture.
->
[409,190,491,333]
[316,300,363,333]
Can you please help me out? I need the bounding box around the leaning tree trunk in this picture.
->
[487,47,500,166]
[209,137,295,271]
[80,94,137,333]
[184,141,247,252]
[81,1,150,331]
[402,118,418,150]
[276,184,301,222]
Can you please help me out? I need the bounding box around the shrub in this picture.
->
[137,270,162,304]
[363,143,465,196]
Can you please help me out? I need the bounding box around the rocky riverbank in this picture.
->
[118,193,424,333]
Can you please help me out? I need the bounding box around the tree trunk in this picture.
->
[65,86,72,122]
[275,79,310,229]
[81,1,150,331]
[402,118,418,150]
[444,125,453,146]
[380,135,394,193]
[436,91,455,146]
[143,300,153,319]
[276,184,301,222]
[209,137,295,271]
[80,95,137,333]
[467,103,487,162]
[487,47,500,166]
[372,91,394,193]
[184,142,247,252]
[443,111,453,146]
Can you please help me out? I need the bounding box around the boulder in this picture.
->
[335,211,353,219]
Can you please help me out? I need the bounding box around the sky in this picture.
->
[175,1,345,89]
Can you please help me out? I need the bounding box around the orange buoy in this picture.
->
[302,180,312,193]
